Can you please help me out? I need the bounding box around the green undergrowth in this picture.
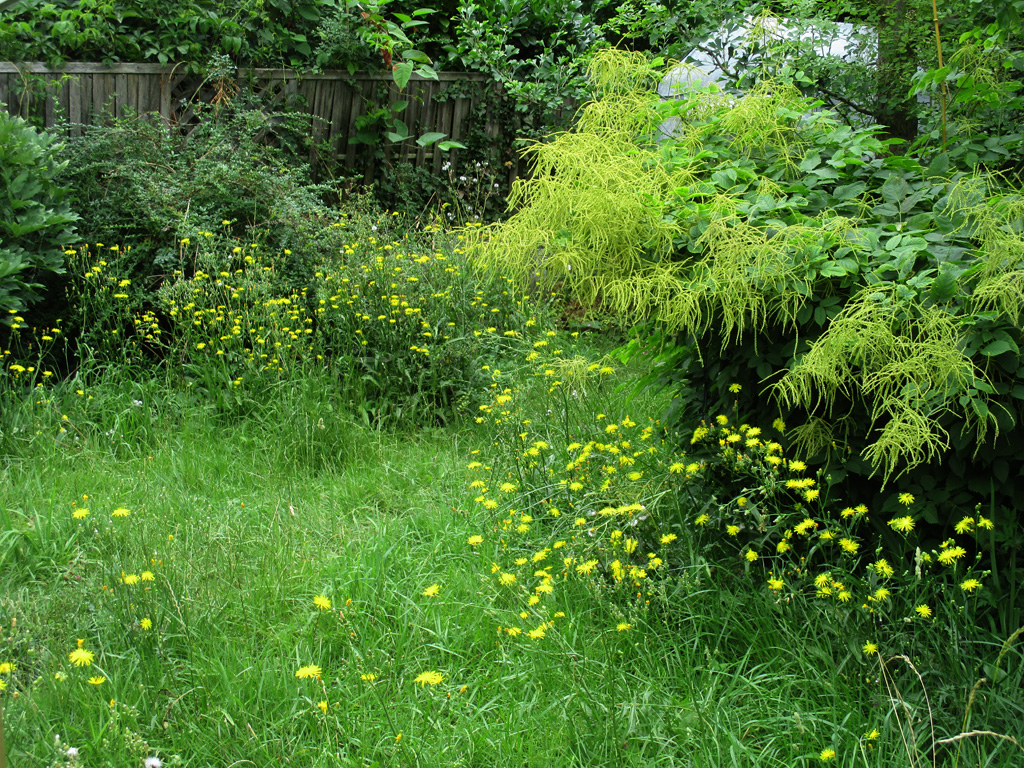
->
[0,349,1020,767]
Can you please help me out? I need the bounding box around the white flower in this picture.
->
[66,747,79,758]
[144,758,162,768]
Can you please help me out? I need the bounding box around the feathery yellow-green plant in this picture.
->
[468,48,1024,482]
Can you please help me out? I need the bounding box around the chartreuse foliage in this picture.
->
[468,48,1024,484]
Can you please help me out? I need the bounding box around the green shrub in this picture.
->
[37,212,529,427]
[61,104,331,284]
[466,342,1024,751]
[0,109,78,318]
[468,49,1024,548]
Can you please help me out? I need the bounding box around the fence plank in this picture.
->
[0,62,559,185]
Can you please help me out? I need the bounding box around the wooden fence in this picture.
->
[0,62,527,182]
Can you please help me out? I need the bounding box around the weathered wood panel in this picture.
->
[0,62,546,180]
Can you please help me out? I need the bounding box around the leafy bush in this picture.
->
[0,110,78,319]
[0,0,333,69]
[467,49,1024,595]
[27,212,528,426]
[60,103,340,286]
[463,334,1024,754]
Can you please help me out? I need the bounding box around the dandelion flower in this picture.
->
[422,584,439,597]
[414,670,443,686]
[527,625,546,640]
[873,587,890,601]
[121,574,139,585]
[794,518,817,535]
[575,559,599,575]
[897,492,915,506]
[140,618,152,630]
[317,700,328,713]
[726,525,740,536]
[361,673,378,682]
[87,676,105,685]
[728,383,742,393]
[960,578,982,592]
[804,488,820,502]
[669,462,686,473]
[977,516,994,530]
[140,571,155,582]
[820,748,836,761]
[915,604,932,619]
[872,559,895,578]
[467,535,483,546]
[788,460,807,472]
[660,533,678,545]
[499,573,516,586]
[744,550,758,562]
[863,642,878,655]
[314,595,331,611]
[695,513,709,525]
[69,648,94,667]
[499,482,517,493]
[768,578,784,591]
[295,665,322,679]
[616,622,631,632]
[73,509,89,520]
[937,546,967,565]
[954,516,975,534]
[838,538,860,554]
[889,516,915,533]
[111,507,130,518]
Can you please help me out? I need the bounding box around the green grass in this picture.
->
[0,364,1019,768]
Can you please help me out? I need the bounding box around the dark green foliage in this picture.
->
[0,0,336,69]
[60,104,338,288]
[469,51,1024,609]
[0,110,78,317]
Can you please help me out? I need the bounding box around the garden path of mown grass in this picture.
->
[1,393,901,768]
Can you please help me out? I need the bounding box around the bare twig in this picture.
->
[936,730,1024,752]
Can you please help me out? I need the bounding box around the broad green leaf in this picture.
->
[402,48,431,64]
[928,263,959,302]
[798,152,821,172]
[414,65,439,81]
[416,132,447,147]
[980,338,1017,356]
[832,182,866,201]
[392,61,414,89]
[880,175,909,205]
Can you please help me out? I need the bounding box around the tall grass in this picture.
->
[0,204,1021,768]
